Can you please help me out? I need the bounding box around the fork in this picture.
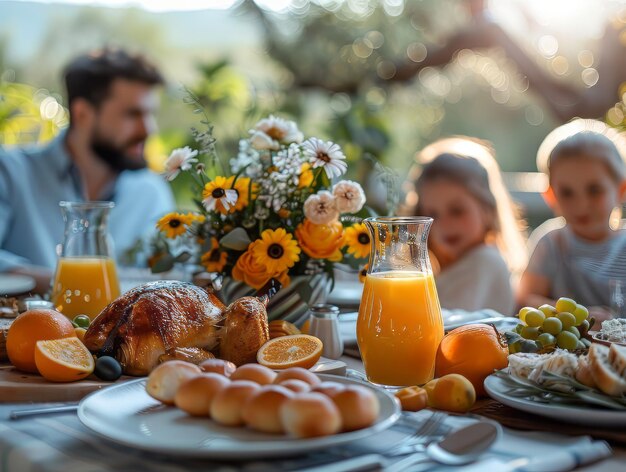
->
[388,411,448,454]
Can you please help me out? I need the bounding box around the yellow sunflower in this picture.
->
[156,212,193,239]
[251,228,301,274]
[358,264,369,283]
[202,176,238,214]
[231,176,257,212]
[232,242,291,290]
[344,223,371,259]
[201,237,228,273]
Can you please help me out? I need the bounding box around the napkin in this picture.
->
[461,437,612,471]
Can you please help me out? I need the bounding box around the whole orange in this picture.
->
[6,309,75,373]
[435,324,508,397]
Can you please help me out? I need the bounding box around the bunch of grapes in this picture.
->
[510,297,592,353]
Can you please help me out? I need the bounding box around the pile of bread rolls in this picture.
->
[146,359,380,438]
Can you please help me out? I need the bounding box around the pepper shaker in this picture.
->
[307,304,343,360]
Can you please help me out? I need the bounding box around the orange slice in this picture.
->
[257,334,323,369]
[34,337,95,382]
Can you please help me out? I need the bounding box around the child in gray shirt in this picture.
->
[519,119,626,321]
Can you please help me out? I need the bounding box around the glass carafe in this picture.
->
[357,217,444,388]
[51,201,120,320]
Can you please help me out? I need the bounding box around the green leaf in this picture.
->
[220,227,252,250]
[174,251,192,263]
[151,254,175,273]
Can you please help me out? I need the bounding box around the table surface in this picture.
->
[1,356,625,470]
[340,356,626,471]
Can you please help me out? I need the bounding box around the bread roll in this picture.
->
[589,344,626,396]
[280,392,341,438]
[199,359,236,377]
[311,381,345,397]
[242,385,295,433]
[146,361,202,404]
[174,373,230,416]
[210,380,261,426]
[331,386,380,431]
[279,379,311,393]
[230,364,277,385]
[274,367,320,387]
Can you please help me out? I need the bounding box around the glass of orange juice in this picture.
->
[357,216,443,388]
[52,201,120,320]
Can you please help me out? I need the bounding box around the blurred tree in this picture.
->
[22,7,169,92]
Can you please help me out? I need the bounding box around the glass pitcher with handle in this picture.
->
[51,201,120,320]
[357,216,444,388]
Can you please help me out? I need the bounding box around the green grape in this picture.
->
[556,297,577,313]
[557,312,576,329]
[521,326,540,340]
[567,326,581,339]
[537,333,556,348]
[573,304,589,325]
[576,340,586,350]
[514,323,524,334]
[538,304,558,318]
[581,338,591,348]
[542,317,563,335]
[556,331,579,350]
[509,341,522,354]
[525,309,545,327]
[518,306,534,323]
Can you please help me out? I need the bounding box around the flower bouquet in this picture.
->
[151,113,372,323]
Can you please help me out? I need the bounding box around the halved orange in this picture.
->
[34,337,95,382]
[257,334,323,369]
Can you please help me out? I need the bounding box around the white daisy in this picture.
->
[162,146,198,181]
[302,137,347,179]
[332,180,366,213]
[304,191,339,225]
[252,114,304,146]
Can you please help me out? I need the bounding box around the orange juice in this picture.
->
[357,271,443,387]
[52,257,120,320]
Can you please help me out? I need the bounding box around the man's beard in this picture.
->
[91,135,147,173]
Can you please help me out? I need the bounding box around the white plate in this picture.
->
[484,374,626,428]
[0,274,35,296]
[78,374,401,459]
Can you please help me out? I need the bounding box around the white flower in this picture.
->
[252,115,304,146]
[303,137,347,179]
[304,191,339,225]
[249,130,279,151]
[202,189,238,213]
[332,180,366,213]
[162,146,198,181]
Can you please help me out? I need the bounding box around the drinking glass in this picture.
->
[610,279,626,319]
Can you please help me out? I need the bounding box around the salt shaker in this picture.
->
[307,304,343,359]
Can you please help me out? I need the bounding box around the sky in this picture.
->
[5,0,292,12]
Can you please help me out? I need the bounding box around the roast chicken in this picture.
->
[83,281,269,376]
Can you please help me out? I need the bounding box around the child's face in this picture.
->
[419,180,489,262]
[549,156,623,241]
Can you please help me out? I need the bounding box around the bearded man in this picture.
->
[0,48,174,292]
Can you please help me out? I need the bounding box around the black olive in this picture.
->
[94,356,123,381]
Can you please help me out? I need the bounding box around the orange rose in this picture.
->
[232,242,291,290]
[295,219,344,261]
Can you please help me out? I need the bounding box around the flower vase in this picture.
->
[220,273,332,326]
